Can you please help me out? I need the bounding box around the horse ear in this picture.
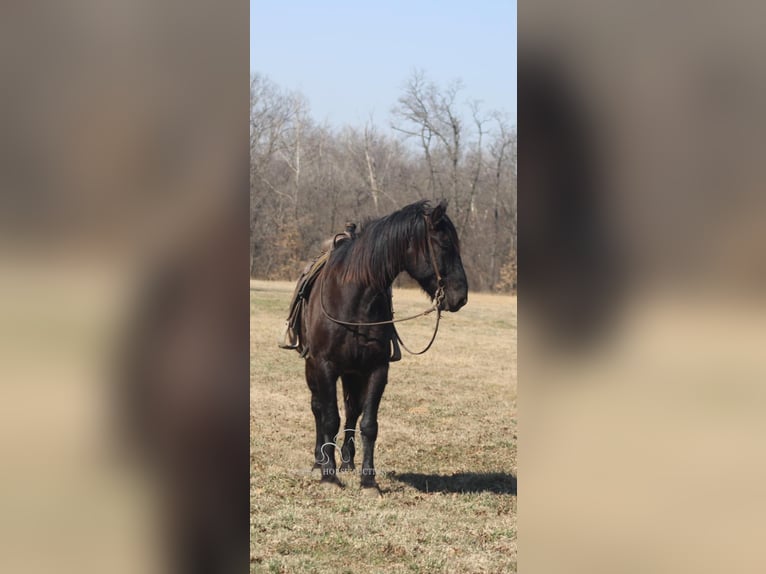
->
[429,200,448,227]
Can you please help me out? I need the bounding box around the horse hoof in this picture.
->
[339,463,355,472]
[360,485,382,498]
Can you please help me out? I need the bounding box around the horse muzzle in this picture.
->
[441,290,467,312]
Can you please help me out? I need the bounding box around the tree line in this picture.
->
[250,70,516,292]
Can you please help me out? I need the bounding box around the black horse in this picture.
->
[297,199,468,492]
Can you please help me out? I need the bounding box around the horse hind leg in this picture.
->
[339,374,364,472]
[306,360,329,471]
[310,393,323,470]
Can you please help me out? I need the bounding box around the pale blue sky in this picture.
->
[250,0,516,129]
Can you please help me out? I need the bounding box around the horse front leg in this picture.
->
[359,365,388,491]
[318,393,341,485]
[306,360,341,485]
[340,374,363,472]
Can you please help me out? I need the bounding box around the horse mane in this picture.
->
[331,200,434,292]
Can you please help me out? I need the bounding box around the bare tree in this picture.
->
[487,111,517,290]
[392,71,467,217]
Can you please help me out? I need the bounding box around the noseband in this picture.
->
[319,214,445,355]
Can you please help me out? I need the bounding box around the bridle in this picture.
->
[319,214,446,355]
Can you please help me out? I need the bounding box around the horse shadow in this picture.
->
[391,471,516,495]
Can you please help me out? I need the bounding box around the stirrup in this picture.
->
[278,324,300,349]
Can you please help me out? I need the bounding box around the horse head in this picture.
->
[407,200,468,312]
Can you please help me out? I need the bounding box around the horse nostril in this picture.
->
[457,295,468,309]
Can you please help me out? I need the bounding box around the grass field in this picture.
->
[250,280,517,573]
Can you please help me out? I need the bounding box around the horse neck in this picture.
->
[351,226,412,292]
[336,224,411,293]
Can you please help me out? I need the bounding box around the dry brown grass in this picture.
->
[251,280,516,573]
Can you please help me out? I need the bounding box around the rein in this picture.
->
[319,215,446,356]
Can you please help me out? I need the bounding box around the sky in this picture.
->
[250,0,516,130]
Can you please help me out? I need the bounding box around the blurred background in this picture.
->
[521,2,766,572]
[0,1,247,573]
